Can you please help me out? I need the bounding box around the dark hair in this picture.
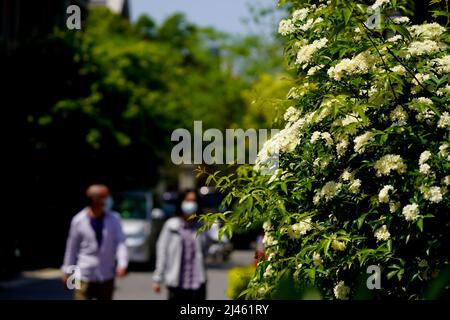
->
[175,189,202,216]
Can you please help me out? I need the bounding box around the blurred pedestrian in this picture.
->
[61,184,128,300]
[152,189,210,300]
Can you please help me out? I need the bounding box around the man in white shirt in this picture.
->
[62,184,128,300]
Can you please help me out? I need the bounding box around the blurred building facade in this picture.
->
[0,0,89,53]
[0,0,129,54]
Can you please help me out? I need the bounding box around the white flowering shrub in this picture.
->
[201,0,450,299]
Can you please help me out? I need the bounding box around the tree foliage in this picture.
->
[202,0,450,299]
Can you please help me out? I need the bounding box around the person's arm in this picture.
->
[203,222,218,255]
[152,221,170,291]
[61,218,80,285]
[115,219,129,277]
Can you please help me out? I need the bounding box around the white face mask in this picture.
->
[103,196,114,212]
[181,201,198,216]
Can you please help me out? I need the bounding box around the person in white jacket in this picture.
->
[62,184,128,300]
[152,189,210,300]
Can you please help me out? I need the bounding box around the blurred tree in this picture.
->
[3,4,291,268]
[241,73,292,130]
[4,8,251,267]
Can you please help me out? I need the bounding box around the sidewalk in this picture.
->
[0,250,255,300]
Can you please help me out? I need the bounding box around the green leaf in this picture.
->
[323,238,332,256]
[342,8,353,25]
[417,218,424,232]
[387,270,398,280]
[397,268,404,281]
[306,268,316,283]
[390,24,412,41]
[357,212,368,229]
[280,182,288,194]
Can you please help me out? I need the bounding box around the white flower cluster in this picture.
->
[278,19,296,36]
[295,38,328,68]
[257,286,267,295]
[437,85,450,97]
[371,0,390,10]
[419,164,431,175]
[333,281,350,300]
[331,237,346,251]
[354,131,375,154]
[391,16,410,24]
[292,8,309,22]
[419,150,432,175]
[338,169,361,194]
[374,225,391,242]
[402,203,420,221]
[348,179,362,194]
[255,123,300,172]
[411,73,430,93]
[284,106,301,123]
[378,185,394,203]
[287,87,302,100]
[387,34,403,43]
[405,40,443,59]
[438,112,450,130]
[442,176,450,186]
[310,131,321,143]
[431,55,450,74]
[390,105,408,125]
[414,97,434,106]
[409,23,446,40]
[310,131,334,146]
[440,144,450,161]
[314,181,342,203]
[389,201,401,213]
[262,233,278,247]
[288,217,313,239]
[263,264,274,278]
[313,157,330,171]
[256,102,338,173]
[328,52,374,81]
[287,82,317,99]
[391,65,407,75]
[278,6,324,37]
[374,154,407,177]
[307,64,325,76]
[312,252,323,267]
[440,144,448,155]
[378,185,400,213]
[421,186,443,203]
[419,150,432,165]
[299,17,324,32]
[340,169,354,182]
[336,138,349,158]
[410,97,435,122]
[341,113,362,126]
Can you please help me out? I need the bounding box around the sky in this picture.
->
[129,0,285,35]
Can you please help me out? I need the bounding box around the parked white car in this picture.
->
[114,191,153,263]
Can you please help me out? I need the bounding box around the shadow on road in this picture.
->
[0,277,72,300]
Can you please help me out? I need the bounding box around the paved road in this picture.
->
[0,250,254,300]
